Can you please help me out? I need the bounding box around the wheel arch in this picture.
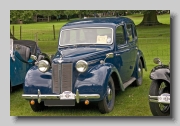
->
[110,68,125,92]
[138,50,147,71]
[140,56,147,71]
[150,69,170,84]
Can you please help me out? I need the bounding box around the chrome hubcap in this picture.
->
[138,68,141,77]
[107,87,112,101]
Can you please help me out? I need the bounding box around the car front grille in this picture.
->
[52,63,73,94]
[52,63,60,94]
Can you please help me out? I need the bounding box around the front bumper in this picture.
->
[149,93,170,104]
[22,89,100,104]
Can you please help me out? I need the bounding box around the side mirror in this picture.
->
[153,58,162,65]
[106,53,114,58]
[100,53,114,64]
[30,55,37,61]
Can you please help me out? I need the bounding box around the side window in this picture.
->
[116,26,125,45]
[126,24,134,42]
[133,25,138,39]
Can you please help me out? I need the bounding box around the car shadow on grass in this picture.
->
[42,101,100,115]
[11,84,23,94]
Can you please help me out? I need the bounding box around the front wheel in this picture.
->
[149,80,170,116]
[98,76,115,114]
[10,83,12,93]
[29,100,46,112]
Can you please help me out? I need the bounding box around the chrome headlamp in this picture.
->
[38,60,50,73]
[75,60,88,73]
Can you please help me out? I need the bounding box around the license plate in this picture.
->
[60,91,75,100]
[158,95,170,103]
[44,100,75,106]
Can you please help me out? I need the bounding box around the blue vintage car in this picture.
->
[22,17,147,114]
[10,39,50,92]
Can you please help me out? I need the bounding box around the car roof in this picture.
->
[63,17,135,27]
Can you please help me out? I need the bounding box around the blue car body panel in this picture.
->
[10,55,34,86]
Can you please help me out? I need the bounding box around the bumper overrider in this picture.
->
[149,93,170,104]
[22,89,100,104]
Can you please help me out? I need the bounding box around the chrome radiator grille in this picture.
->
[52,63,73,94]
[61,63,73,92]
[52,63,61,94]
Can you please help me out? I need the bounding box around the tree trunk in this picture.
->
[139,10,162,26]
[78,14,82,19]
[33,14,37,22]
[47,16,50,22]
[66,15,69,20]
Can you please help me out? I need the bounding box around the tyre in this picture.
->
[29,100,45,112]
[10,83,12,93]
[98,76,115,114]
[149,80,170,116]
[133,59,143,86]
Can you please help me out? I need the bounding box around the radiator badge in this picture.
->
[58,57,63,63]
[60,91,75,99]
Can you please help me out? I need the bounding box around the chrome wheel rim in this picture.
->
[158,82,170,113]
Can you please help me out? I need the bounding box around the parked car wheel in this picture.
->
[10,83,12,93]
[98,76,115,114]
[133,59,143,86]
[149,80,170,116]
[29,100,46,112]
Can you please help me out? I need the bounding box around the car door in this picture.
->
[125,23,138,76]
[10,39,23,86]
[114,25,132,83]
[10,54,27,86]
[10,44,30,86]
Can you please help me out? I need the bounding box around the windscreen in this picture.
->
[59,27,113,46]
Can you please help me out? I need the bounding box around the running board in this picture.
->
[123,77,136,89]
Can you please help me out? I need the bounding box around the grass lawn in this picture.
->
[10,14,170,116]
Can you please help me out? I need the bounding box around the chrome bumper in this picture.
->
[149,93,170,104]
[22,89,100,103]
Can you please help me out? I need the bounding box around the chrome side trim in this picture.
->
[123,77,136,89]
[87,59,100,65]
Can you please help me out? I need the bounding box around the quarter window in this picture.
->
[126,24,134,42]
[116,26,125,45]
[133,25,137,39]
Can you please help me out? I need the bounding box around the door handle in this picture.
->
[116,54,121,56]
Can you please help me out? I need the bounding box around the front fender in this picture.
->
[24,66,53,94]
[74,63,123,100]
[150,68,170,84]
